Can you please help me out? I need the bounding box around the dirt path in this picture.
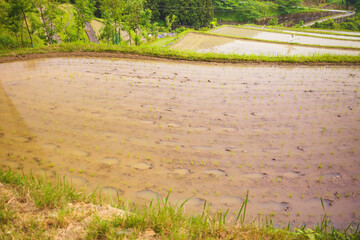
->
[85,22,99,43]
[65,5,73,28]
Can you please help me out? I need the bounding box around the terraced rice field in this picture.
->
[243,25,360,37]
[0,57,359,228]
[171,32,360,56]
[212,26,360,48]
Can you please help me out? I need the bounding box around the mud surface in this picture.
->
[172,33,360,56]
[0,57,359,228]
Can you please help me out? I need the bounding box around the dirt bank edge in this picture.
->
[0,48,359,66]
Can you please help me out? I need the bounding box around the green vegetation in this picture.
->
[0,0,325,50]
[0,169,359,239]
[345,0,360,13]
[212,0,314,23]
[312,16,360,31]
[1,41,360,64]
[147,0,214,28]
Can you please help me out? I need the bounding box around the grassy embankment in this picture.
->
[0,39,359,64]
[1,169,359,239]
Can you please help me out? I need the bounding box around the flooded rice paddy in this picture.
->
[171,33,360,56]
[212,27,360,48]
[279,30,360,41]
[0,57,359,228]
[243,25,360,37]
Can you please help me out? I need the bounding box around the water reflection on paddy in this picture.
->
[0,57,359,228]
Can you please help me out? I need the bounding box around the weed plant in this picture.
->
[0,169,359,239]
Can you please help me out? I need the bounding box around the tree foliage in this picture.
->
[146,0,214,28]
[36,0,59,44]
[74,0,95,40]
[124,0,152,44]
[100,0,125,43]
[277,0,303,15]
[312,16,360,31]
[1,0,37,46]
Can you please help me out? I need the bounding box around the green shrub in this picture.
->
[312,16,360,31]
[0,34,19,50]
[268,17,279,25]
[175,26,187,33]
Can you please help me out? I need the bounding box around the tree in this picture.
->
[2,0,36,46]
[198,0,214,27]
[346,0,360,13]
[277,0,303,15]
[74,0,95,41]
[100,0,125,44]
[35,0,58,44]
[124,0,151,45]
[235,1,263,22]
[165,14,176,32]
[146,0,214,28]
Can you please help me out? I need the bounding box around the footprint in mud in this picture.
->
[66,176,88,186]
[140,120,155,125]
[181,197,206,207]
[171,168,191,175]
[192,126,210,132]
[13,136,32,143]
[103,131,118,139]
[202,169,228,177]
[0,161,21,170]
[219,127,237,133]
[168,168,191,178]
[277,171,304,179]
[129,137,152,146]
[259,201,291,212]
[68,149,90,157]
[319,172,342,183]
[101,186,124,199]
[239,172,267,179]
[136,189,159,200]
[305,198,333,208]
[98,157,120,165]
[167,123,181,128]
[42,143,58,151]
[217,196,243,207]
[192,145,211,151]
[159,140,178,146]
[33,168,56,178]
[225,146,236,151]
[262,148,281,153]
[133,162,152,170]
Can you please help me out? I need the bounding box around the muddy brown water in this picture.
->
[212,27,360,48]
[0,57,359,228]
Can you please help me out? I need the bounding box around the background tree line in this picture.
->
[0,0,359,50]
